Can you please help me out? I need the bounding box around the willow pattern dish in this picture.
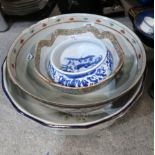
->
[2,61,144,135]
[34,26,124,94]
[6,14,146,112]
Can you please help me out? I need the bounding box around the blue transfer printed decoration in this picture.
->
[47,50,113,87]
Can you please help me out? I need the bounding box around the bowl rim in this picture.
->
[34,25,124,91]
[49,35,107,76]
[6,13,146,108]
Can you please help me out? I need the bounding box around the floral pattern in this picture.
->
[61,55,103,73]
[48,51,113,87]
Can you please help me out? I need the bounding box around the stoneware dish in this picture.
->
[35,26,124,94]
[6,14,146,113]
[2,61,144,135]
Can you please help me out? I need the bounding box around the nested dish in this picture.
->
[2,61,144,135]
[6,14,146,113]
[34,26,124,93]
[48,34,109,87]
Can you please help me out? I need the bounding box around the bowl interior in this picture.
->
[50,36,107,74]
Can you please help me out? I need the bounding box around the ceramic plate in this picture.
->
[2,61,144,135]
[6,14,146,111]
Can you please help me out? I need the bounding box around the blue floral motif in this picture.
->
[105,50,113,71]
[61,55,102,73]
[96,68,106,76]
[48,50,113,87]
[48,62,56,79]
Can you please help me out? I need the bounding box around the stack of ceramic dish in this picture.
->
[2,14,146,135]
[1,0,48,16]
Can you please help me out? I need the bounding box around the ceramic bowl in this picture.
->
[134,10,154,39]
[47,34,113,88]
[34,26,124,94]
[6,14,146,113]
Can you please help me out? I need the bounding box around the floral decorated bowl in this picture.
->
[47,35,113,87]
[34,25,124,94]
[6,13,146,112]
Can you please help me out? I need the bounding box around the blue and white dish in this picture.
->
[47,35,113,87]
[134,10,154,39]
[34,25,124,94]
